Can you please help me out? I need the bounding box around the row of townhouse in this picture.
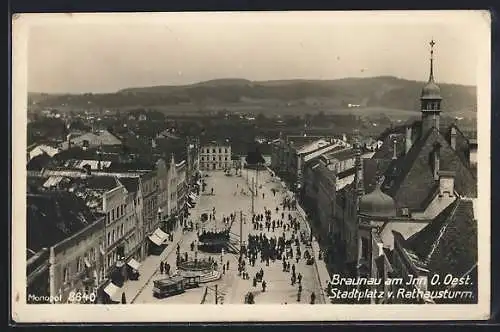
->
[26,151,200,304]
[287,52,479,304]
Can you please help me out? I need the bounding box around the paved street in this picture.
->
[130,169,325,304]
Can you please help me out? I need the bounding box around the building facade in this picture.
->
[199,141,232,171]
[26,191,106,304]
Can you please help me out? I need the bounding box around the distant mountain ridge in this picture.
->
[29,76,477,114]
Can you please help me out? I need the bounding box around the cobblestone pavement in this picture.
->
[131,169,325,304]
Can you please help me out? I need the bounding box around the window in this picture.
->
[212,149,216,153]
[201,157,204,161]
[107,232,111,246]
[213,156,216,161]
[225,157,228,161]
[225,148,228,153]
[112,229,115,242]
[106,212,110,224]
[121,224,124,236]
[219,156,221,161]
[112,209,115,220]
[77,256,83,272]
[219,148,221,153]
[63,266,70,283]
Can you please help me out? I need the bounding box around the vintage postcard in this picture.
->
[11,11,491,322]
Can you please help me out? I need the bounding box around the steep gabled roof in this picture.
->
[118,177,140,194]
[27,192,100,252]
[404,198,477,279]
[381,127,477,209]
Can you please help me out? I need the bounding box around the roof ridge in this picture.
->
[383,127,438,196]
[424,199,461,263]
[436,127,477,180]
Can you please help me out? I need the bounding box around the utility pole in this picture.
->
[251,177,255,215]
[215,284,218,304]
[239,210,243,251]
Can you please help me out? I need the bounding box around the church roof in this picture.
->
[420,81,442,100]
[404,198,477,282]
[359,182,397,218]
[420,39,442,100]
[381,127,477,210]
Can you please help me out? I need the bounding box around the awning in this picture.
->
[103,282,121,301]
[154,228,168,241]
[149,234,163,246]
[189,193,197,200]
[127,258,141,271]
[196,180,202,186]
[149,228,168,246]
[84,257,91,268]
[185,201,193,208]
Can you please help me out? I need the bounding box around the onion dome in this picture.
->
[421,81,442,100]
[359,181,397,217]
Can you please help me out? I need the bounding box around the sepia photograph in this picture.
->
[11,11,491,322]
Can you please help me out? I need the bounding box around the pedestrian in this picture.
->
[160,261,164,274]
[253,277,257,287]
[227,260,230,270]
[223,265,226,275]
[297,290,301,302]
[310,292,316,304]
[262,280,267,292]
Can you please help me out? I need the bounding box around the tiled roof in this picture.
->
[27,153,53,171]
[27,192,100,252]
[285,135,325,149]
[85,176,120,191]
[118,177,140,194]
[404,199,477,281]
[114,131,153,154]
[313,161,336,187]
[381,127,477,210]
[372,132,406,160]
[107,160,155,172]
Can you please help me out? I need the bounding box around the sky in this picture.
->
[23,11,488,94]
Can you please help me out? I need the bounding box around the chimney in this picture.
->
[433,142,441,180]
[450,127,457,150]
[438,171,455,197]
[392,139,397,160]
[405,126,412,154]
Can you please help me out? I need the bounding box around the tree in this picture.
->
[245,146,265,165]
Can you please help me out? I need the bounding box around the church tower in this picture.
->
[420,39,442,135]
